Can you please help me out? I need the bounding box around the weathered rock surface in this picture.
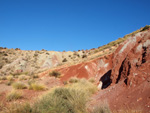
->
[87,29,150,112]
[111,29,150,87]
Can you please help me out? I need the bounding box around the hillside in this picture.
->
[0,26,146,77]
[0,25,150,113]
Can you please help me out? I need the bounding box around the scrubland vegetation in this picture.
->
[1,76,143,113]
[1,78,104,113]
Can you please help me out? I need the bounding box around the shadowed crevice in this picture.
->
[100,70,112,89]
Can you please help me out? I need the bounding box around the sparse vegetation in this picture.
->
[69,77,79,83]
[88,77,95,83]
[32,87,88,113]
[31,78,97,113]
[69,78,97,95]
[82,54,87,58]
[5,81,13,86]
[2,78,97,113]
[141,25,150,31]
[6,90,23,101]
[18,75,28,80]
[31,74,39,79]
[29,83,46,91]
[49,71,61,78]
[91,104,111,113]
[63,80,68,85]
[3,103,32,113]
[62,58,67,62]
[28,79,36,85]
[0,76,7,80]
[12,82,27,89]
[7,75,14,81]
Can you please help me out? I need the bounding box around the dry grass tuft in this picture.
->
[12,82,27,89]
[6,90,23,101]
[29,83,46,91]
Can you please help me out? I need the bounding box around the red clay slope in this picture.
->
[58,54,113,83]
[55,29,150,112]
[88,29,150,112]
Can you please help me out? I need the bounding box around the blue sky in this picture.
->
[0,0,150,51]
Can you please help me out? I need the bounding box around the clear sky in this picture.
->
[0,0,150,51]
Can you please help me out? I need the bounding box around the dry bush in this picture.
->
[6,90,23,101]
[12,82,27,89]
[29,83,46,91]
[88,77,95,83]
[18,75,28,80]
[7,75,14,81]
[0,76,7,80]
[2,103,32,113]
[49,71,61,78]
[69,77,79,83]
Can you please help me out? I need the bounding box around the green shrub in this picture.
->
[6,90,23,101]
[29,83,46,91]
[49,71,61,78]
[69,77,79,83]
[12,82,27,89]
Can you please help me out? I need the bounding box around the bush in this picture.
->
[88,77,95,83]
[92,105,111,113]
[32,75,39,79]
[49,71,61,78]
[70,78,97,95]
[7,75,14,81]
[12,82,27,89]
[29,83,46,91]
[6,90,23,101]
[3,78,98,113]
[3,103,32,113]
[32,87,88,113]
[0,76,7,80]
[62,58,67,62]
[63,81,68,85]
[69,77,79,83]
[82,54,87,58]
[28,79,36,85]
[32,79,97,113]
[141,25,150,31]
[18,75,28,80]
[5,81,13,86]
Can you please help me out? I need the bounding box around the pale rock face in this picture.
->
[104,63,109,68]
[119,35,137,54]
[136,44,142,53]
[85,65,88,70]
[143,39,150,47]
[97,81,103,90]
